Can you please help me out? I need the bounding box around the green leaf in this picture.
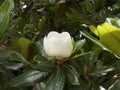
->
[89,46,103,71]
[93,0,102,10]
[63,65,79,85]
[66,12,81,22]
[0,50,28,64]
[35,40,48,59]
[35,40,44,54]
[99,9,107,20]
[0,61,23,70]
[79,76,89,90]
[10,70,49,87]
[0,0,14,40]
[54,0,68,24]
[46,68,65,90]
[38,0,56,3]
[108,80,120,90]
[38,16,46,30]
[32,61,56,72]
[89,46,102,61]
[71,52,91,60]
[80,30,108,51]
[0,65,14,90]
[72,39,86,54]
[90,67,115,77]
[108,17,120,28]
[113,2,120,9]
[29,12,39,25]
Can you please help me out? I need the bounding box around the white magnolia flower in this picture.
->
[43,31,73,59]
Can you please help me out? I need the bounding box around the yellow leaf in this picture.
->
[100,22,120,42]
[90,22,120,57]
[89,25,99,36]
[12,37,31,59]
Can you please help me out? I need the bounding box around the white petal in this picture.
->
[99,86,106,90]
[61,32,73,56]
[44,36,59,57]
[47,31,59,38]
[60,32,71,40]
[43,31,73,58]
[60,39,73,57]
[59,32,73,57]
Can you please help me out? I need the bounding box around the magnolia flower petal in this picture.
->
[59,40,73,57]
[60,32,71,40]
[60,32,73,53]
[59,34,73,57]
[43,31,73,59]
[44,37,60,56]
[47,31,60,38]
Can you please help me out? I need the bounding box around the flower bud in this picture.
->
[43,31,73,59]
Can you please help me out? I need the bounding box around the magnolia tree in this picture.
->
[0,0,120,90]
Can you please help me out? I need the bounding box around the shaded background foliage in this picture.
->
[0,0,120,90]
[6,0,120,40]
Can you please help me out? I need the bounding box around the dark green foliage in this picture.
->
[0,0,120,90]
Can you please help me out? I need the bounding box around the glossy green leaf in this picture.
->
[10,70,49,87]
[35,40,48,59]
[89,46,103,71]
[46,68,65,90]
[35,39,44,55]
[0,65,18,90]
[63,65,79,85]
[80,30,108,51]
[3,62,23,71]
[89,46,102,61]
[90,67,115,77]
[0,61,23,70]
[0,0,14,40]
[72,39,86,54]
[108,80,120,90]
[0,50,28,64]
[71,52,91,60]
[0,68,11,89]
[32,61,56,72]
[33,54,48,62]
